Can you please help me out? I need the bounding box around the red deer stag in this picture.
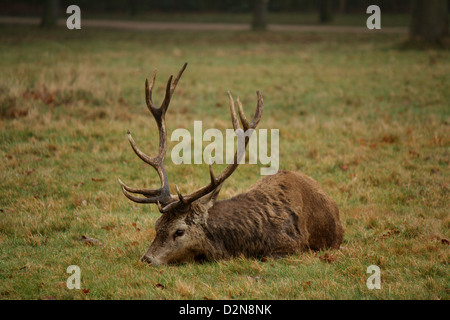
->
[119,63,344,265]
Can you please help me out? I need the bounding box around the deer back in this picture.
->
[204,170,344,260]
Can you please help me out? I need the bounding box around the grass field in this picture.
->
[0,25,449,300]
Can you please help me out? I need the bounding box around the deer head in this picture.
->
[118,63,263,265]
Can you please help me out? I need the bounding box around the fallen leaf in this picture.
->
[381,134,398,144]
[203,296,214,300]
[303,281,311,290]
[42,296,56,300]
[80,235,102,246]
[54,281,66,288]
[82,288,90,294]
[155,283,165,290]
[91,178,105,182]
[319,253,335,263]
[441,238,449,245]
[339,164,348,172]
[379,228,401,240]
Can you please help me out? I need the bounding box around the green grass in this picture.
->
[0,26,449,300]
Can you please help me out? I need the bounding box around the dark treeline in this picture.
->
[1,0,415,16]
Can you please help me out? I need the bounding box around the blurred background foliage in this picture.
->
[0,0,415,15]
[2,0,448,44]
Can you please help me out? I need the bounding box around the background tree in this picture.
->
[252,0,269,31]
[410,0,448,44]
[40,0,59,28]
[129,0,139,17]
[318,0,333,23]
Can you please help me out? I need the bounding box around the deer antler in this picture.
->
[118,63,187,210]
[119,63,263,214]
[160,90,263,213]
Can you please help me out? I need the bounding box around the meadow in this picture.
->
[0,25,448,299]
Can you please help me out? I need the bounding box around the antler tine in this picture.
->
[251,91,264,128]
[118,178,162,197]
[236,91,263,131]
[156,201,164,213]
[227,91,241,131]
[120,185,163,204]
[145,69,157,110]
[126,129,157,167]
[159,75,173,115]
[160,91,264,212]
[160,62,187,114]
[171,62,188,95]
[175,184,187,204]
[209,163,217,187]
[236,97,249,131]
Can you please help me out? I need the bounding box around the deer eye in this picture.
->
[174,230,185,238]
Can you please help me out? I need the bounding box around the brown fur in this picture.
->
[141,170,344,265]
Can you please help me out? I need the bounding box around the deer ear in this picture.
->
[197,183,223,211]
[188,184,222,225]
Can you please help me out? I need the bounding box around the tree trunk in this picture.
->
[129,0,139,17]
[338,0,346,14]
[318,0,332,23]
[40,0,59,28]
[410,0,448,43]
[252,0,269,31]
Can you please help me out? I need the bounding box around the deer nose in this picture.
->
[140,255,152,264]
